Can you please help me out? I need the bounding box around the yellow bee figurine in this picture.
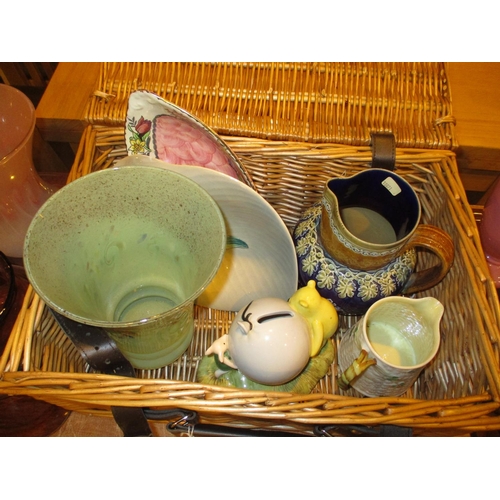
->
[289,280,339,357]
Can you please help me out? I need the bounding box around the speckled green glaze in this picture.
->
[24,165,226,369]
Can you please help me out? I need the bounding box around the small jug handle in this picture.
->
[338,349,377,390]
[401,225,455,295]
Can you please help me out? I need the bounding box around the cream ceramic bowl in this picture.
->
[115,155,298,311]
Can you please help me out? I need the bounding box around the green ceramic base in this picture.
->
[196,340,334,393]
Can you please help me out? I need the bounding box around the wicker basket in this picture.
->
[1,124,499,436]
[85,62,456,150]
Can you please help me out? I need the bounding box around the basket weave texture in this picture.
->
[85,62,456,150]
[1,125,499,435]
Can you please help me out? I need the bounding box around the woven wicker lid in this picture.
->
[85,62,456,150]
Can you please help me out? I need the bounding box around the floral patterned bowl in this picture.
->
[293,204,417,315]
[126,90,254,188]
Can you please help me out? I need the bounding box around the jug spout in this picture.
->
[411,297,444,330]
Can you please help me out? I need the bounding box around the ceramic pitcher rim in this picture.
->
[361,296,443,370]
[327,168,422,249]
[0,84,36,165]
[23,165,227,329]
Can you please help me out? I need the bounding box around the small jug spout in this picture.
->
[411,296,445,331]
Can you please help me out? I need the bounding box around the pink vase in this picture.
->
[479,178,500,288]
[0,84,55,259]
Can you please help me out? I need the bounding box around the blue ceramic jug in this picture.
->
[293,169,454,315]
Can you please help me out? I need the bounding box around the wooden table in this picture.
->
[447,62,500,201]
[36,62,101,145]
[33,63,101,175]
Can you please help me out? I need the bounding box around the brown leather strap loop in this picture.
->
[370,132,396,170]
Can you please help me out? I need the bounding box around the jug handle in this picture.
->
[401,225,455,295]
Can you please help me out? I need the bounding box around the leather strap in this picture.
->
[315,423,412,437]
[379,424,413,437]
[167,422,308,437]
[110,406,152,437]
[50,310,152,437]
[370,132,396,170]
